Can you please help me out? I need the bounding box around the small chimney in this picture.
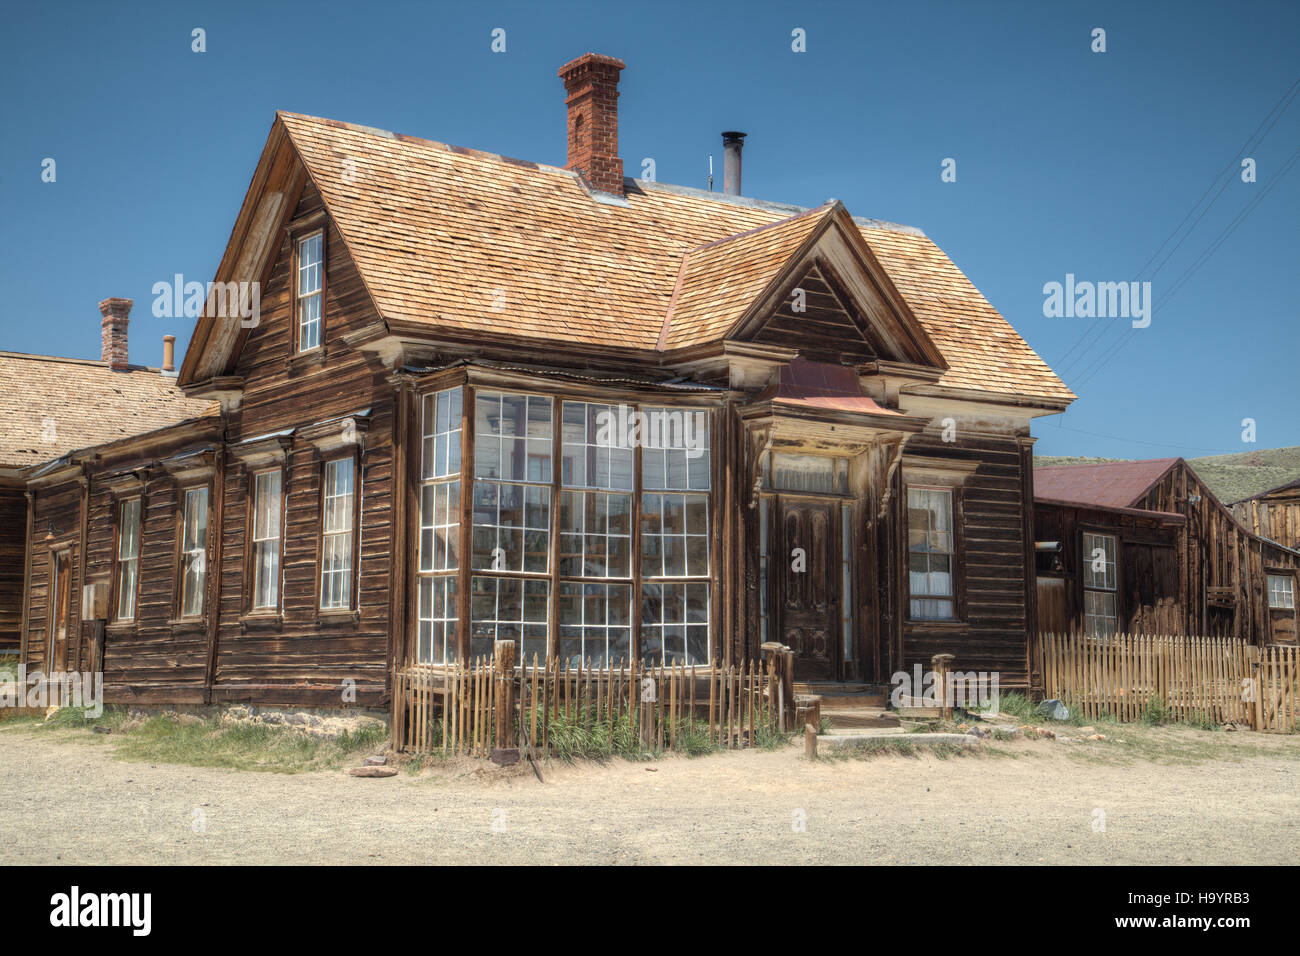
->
[162,334,176,375]
[558,53,626,196]
[722,132,746,196]
[99,297,132,370]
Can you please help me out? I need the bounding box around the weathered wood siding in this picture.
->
[900,432,1035,690]
[212,181,394,705]
[1233,486,1300,551]
[0,484,26,652]
[21,485,82,673]
[1033,502,1183,636]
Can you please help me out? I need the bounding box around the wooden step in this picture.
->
[821,708,901,730]
[793,682,890,709]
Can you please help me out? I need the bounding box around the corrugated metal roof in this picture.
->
[1033,458,1179,510]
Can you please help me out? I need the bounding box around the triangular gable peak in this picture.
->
[661,203,946,371]
[178,114,387,392]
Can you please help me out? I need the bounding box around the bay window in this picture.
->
[640,406,710,665]
[427,388,714,667]
[471,391,552,661]
[417,386,461,663]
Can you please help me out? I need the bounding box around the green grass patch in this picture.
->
[4,706,388,773]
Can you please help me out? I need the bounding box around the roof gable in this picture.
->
[179,111,1075,405]
[1034,458,1180,510]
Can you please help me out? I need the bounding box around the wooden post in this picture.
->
[762,642,795,731]
[491,641,519,766]
[931,653,955,720]
[639,663,655,750]
[804,722,818,760]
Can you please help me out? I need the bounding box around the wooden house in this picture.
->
[1231,478,1300,551]
[1034,458,1300,644]
[0,334,211,658]
[13,53,1079,706]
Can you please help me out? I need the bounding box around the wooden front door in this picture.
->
[47,550,71,673]
[777,497,839,681]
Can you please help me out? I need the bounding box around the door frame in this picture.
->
[772,492,845,681]
[46,547,71,673]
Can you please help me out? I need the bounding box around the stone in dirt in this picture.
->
[1037,699,1069,721]
[349,766,398,778]
[92,726,111,735]
[363,755,387,766]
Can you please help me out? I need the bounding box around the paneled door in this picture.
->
[777,497,839,681]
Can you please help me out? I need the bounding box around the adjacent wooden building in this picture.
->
[11,53,1080,706]
[1035,458,1300,644]
[1231,478,1300,551]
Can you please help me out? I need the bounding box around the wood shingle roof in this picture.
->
[276,112,1074,405]
[0,352,215,471]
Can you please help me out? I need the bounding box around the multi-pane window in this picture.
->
[115,498,142,621]
[641,408,711,664]
[1082,531,1118,637]
[641,406,710,491]
[470,576,548,662]
[641,493,709,578]
[907,488,954,620]
[641,582,710,666]
[1268,573,1295,610]
[251,470,282,610]
[418,387,462,663]
[471,391,552,661]
[296,232,323,351]
[561,401,634,491]
[320,458,355,610]
[179,488,208,617]
[559,582,632,665]
[556,401,634,665]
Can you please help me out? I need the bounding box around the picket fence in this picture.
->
[1040,632,1298,732]
[391,645,796,757]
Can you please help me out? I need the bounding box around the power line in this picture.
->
[1070,143,1300,392]
[1052,76,1300,379]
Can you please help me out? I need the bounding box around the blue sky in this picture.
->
[1,0,1296,459]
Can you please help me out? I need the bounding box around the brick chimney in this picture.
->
[558,53,626,196]
[99,297,132,370]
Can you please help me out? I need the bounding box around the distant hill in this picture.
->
[1034,447,1300,505]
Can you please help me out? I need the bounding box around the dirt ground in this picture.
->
[2,726,1298,865]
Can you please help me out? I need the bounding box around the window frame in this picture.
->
[318,453,361,613]
[1080,529,1120,637]
[419,379,719,668]
[1267,571,1296,610]
[245,466,286,614]
[415,385,464,664]
[112,496,143,623]
[292,228,325,354]
[174,484,211,620]
[905,485,961,623]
